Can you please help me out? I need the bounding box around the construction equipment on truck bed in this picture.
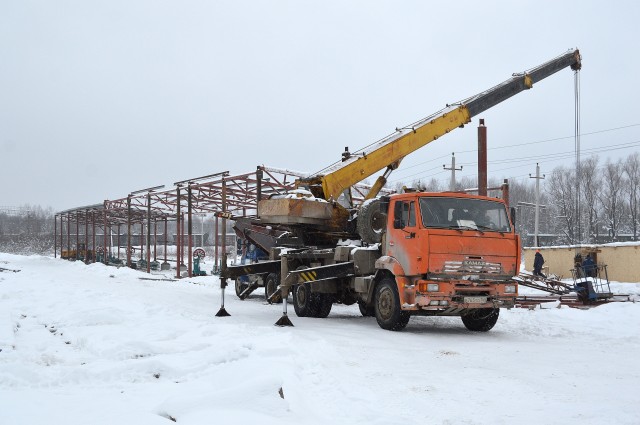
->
[218,49,582,331]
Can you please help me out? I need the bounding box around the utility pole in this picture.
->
[443,152,463,191]
[529,163,545,247]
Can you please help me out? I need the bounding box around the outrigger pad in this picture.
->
[275,314,294,327]
[215,307,231,317]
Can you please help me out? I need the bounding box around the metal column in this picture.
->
[127,195,132,268]
[84,209,89,264]
[176,186,181,278]
[91,211,96,264]
[146,192,151,273]
[188,184,193,278]
[214,216,219,274]
[478,119,487,197]
[221,178,227,264]
[54,214,58,258]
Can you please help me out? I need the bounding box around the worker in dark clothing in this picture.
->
[573,253,584,278]
[582,254,596,278]
[533,250,546,279]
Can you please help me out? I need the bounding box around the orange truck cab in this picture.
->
[371,192,520,331]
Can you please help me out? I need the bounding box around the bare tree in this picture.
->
[624,152,640,240]
[599,159,626,241]
[410,177,444,192]
[579,156,602,242]
[546,166,577,244]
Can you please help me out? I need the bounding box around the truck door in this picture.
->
[385,199,422,275]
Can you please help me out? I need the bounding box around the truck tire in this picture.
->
[358,300,375,317]
[314,294,334,318]
[374,278,410,331]
[461,308,499,332]
[357,199,386,244]
[235,278,249,298]
[293,282,320,317]
[265,273,282,304]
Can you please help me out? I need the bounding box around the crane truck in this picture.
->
[219,49,582,331]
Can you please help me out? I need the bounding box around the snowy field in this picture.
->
[1,253,639,425]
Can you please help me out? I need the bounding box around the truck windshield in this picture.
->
[419,197,511,232]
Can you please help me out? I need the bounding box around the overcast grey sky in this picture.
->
[2,0,639,211]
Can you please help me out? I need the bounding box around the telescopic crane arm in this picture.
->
[300,49,581,202]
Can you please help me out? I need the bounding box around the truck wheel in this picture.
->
[374,278,410,331]
[313,294,334,318]
[357,199,385,244]
[235,278,249,298]
[461,308,499,332]
[358,300,375,317]
[265,273,282,304]
[293,282,319,317]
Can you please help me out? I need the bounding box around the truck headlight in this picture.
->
[504,284,516,294]
[427,284,439,292]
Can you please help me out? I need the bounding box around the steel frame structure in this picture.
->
[54,166,312,277]
[54,165,389,277]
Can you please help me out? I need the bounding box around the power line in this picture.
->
[390,139,640,185]
[399,148,636,189]
[389,123,640,182]
[456,123,640,154]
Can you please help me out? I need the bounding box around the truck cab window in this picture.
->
[393,201,416,228]
[405,201,416,227]
[419,197,511,232]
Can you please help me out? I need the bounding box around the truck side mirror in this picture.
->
[393,201,405,229]
[510,207,516,226]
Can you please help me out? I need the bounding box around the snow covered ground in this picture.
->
[1,253,639,425]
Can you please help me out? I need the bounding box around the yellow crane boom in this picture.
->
[299,49,581,202]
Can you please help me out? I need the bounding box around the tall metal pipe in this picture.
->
[478,119,488,197]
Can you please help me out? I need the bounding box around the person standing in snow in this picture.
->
[582,254,596,278]
[533,249,546,278]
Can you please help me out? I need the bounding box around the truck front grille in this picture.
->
[443,260,503,274]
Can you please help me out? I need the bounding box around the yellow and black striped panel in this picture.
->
[298,270,318,282]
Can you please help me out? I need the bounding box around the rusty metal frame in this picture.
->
[54,166,311,277]
[55,165,395,277]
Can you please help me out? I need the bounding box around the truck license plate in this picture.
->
[464,296,488,304]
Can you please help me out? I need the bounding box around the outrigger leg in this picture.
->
[215,277,231,317]
[275,286,293,327]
